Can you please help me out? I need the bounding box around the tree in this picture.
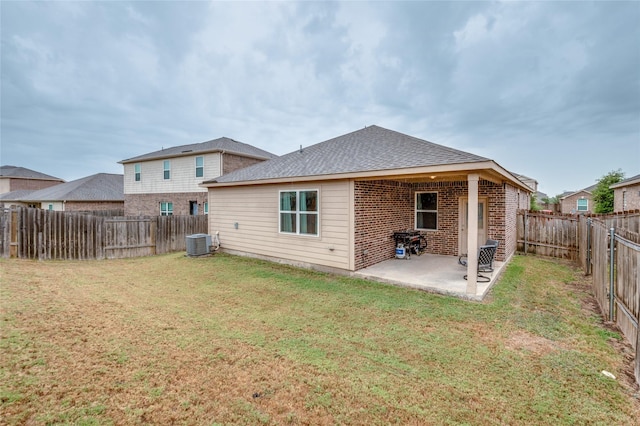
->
[530,194,541,211]
[593,169,624,214]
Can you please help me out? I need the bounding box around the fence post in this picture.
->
[586,218,592,275]
[523,210,528,255]
[10,209,18,258]
[636,326,640,386]
[609,227,615,322]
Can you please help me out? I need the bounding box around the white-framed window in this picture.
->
[577,198,588,212]
[195,156,204,178]
[204,202,208,215]
[622,191,627,210]
[163,160,171,180]
[134,163,141,182]
[160,202,173,216]
[279,190,319,236]
[48,204,54,211]
[416,192,438,230]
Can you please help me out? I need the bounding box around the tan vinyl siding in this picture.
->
[43,201,64,211]
[124,153,221,194]
[0,179,10,193]
[209,181,352,271]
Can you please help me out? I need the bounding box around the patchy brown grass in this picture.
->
[1,253,638,425]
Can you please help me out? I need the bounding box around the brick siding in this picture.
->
[9,178,63,192]
[353,179,512,270]
[561,192,593,214]
[124,192,208,216]
[614,184,640,212]
[64,201,125,212]
[354,180,412,270]
[222,153,266,175]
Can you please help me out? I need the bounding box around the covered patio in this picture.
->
[353,253,507,301]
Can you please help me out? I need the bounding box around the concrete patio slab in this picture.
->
[353,253,505,301]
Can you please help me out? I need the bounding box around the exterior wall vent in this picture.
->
[186,233,212,256]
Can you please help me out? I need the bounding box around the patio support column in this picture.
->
[466,174,479,295]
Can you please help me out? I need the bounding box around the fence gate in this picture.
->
[103,218,156,259]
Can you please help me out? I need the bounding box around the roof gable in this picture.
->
[209,125,489,184]
[120,137,277,164]
[560,183,598,200]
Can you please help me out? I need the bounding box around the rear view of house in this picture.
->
[119,137,277,216]
[202,126,531,291]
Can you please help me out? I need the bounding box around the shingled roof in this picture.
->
[0,165,63,181]
[120,137,277,164]
[207,125,490,184]
[10,173,123,202]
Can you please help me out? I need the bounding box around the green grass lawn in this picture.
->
[1,253,638,425]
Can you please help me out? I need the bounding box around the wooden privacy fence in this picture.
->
[516,211,579,260]
[517,210,640,385]
[579,215,640,386]
[0,207,208,260]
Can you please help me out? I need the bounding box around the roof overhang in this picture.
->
[610,176,640,189]
[202,160,533,192]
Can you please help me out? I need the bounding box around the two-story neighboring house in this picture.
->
[1,165,64,195]
[610,173,640,212]
[119,137,277,216]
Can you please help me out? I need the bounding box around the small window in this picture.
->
[160,202,173,216]
[279,190,318,236]
[163,160,171,180]
[577,198,588,211]
[622,191,627,210]
[195,156,204,178]
[134,163,141,182]
[48,204,54,211]
[204,202,208,215]
[416,192,437,230]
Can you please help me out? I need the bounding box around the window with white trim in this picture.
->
[204,202,208,215]
[577,198,588,212]
[195,156,204,178]
[163,160,170,180]
[134,163,141,182]
[279,190,318,236]
[416,192,438,230]
[160,202,173,216]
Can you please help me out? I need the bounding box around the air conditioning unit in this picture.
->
[186,234,212,256]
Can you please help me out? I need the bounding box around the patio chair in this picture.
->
[458,240,498,283]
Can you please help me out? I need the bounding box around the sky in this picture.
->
[1,1,639,198]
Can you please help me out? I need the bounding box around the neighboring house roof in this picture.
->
[610,173,640,189]
[4,173,124,202]
[559,184,598,200]
[535,191,548,200]
[0,190,37,201]
[0,165,63,181]
[205,125,522,186]
[513,173,538,191]
[119,137,277,164]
